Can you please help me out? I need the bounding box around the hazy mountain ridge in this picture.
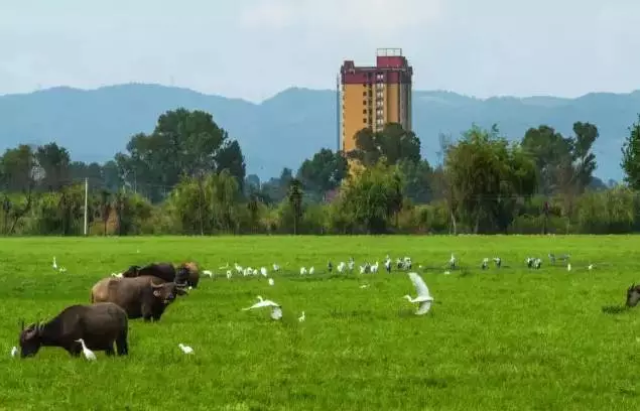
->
[1,83,638,180]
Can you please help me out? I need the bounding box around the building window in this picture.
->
[363,109,367,114]
[363,117,367,123]
[363,91,366,96]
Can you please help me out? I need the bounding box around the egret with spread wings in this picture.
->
[403,272,434,315]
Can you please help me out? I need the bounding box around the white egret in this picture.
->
[298,311,305,322]
[300,267,307,275]
[10,346,17,357]
[202,270,213,278]
[178,343,194,354]
[309,266,315,274]
[75,338,97,361]
[260,267,268,277]
[403,272,434,315]
[268,278,275,286]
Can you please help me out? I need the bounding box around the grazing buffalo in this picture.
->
[627,283,640,307]
[91,276,188,321]
[122,261,200,288]
[19,302,128,358]
[122,262,176,283]
[176,261,200,288]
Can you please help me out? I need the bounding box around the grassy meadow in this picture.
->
[0,235,639,410]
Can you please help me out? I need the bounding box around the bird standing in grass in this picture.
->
[75,339,97,361]
[10,346,17,358]
[298,311,305,322]
[179,343,194,354]
[403,272,434,316]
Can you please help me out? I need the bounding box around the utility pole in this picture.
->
[83,178,88,236]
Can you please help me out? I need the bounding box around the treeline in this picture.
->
[1,107,640,236]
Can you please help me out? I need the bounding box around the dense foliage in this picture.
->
[0,107,638,236]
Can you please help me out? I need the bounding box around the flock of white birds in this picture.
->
[10,251,585,361]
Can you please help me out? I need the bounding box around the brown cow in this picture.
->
[91,276,187,322]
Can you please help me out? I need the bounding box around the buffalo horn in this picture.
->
[150,282,163,289]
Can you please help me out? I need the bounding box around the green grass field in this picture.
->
[1,235,639,410]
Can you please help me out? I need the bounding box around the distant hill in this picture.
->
[1,83,639,181]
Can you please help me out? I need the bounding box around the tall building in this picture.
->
[338,48,413,153]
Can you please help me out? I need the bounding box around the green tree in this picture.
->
[297,148,348,198]
[116,108,245,202]
[36,143,71,191]
[398,159,432,204]
[334,162,405,234]
[522,122,599,197]
[621,114,640,189]
[287,178,303,234]
[99,190,111,235]
[0,144,39,192]
[445,125,537,233]
[348,123,421,167]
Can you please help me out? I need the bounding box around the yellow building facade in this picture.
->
[338,48,413,154]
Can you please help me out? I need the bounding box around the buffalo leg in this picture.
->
[105,345,115,356]
[116,330,129,356]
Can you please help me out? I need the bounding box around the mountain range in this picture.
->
[1,83,639,181]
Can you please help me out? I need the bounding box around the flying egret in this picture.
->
[178,343,194,354]
[359,284,370,289]
[202,270,213,278]
[242,296,280,311]
[298,311,305,322]
[10,346,17,357]
[75,338,97,361]
[403,272,434,315]
[268,278,275,286]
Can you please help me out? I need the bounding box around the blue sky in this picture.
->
[1,0,639,102]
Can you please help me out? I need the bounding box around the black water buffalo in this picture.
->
[91,276,188,321]
[123,261,200,288]
[122,262,176,283]
[19,302,128,358]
